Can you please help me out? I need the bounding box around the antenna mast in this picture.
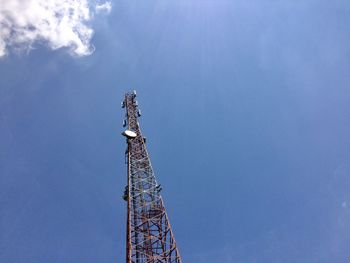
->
[122,91,182,263]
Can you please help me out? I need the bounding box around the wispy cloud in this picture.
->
[95,2,112,14]
[0,0,112,57]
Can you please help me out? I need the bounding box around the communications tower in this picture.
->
[121,91,182,263]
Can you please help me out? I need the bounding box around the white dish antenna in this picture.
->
[122,130,137,139]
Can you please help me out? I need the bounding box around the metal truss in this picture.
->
[122,91,182,263]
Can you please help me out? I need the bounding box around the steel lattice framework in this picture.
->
[122,91,182,263]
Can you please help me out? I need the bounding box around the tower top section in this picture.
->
[121,90,142,139]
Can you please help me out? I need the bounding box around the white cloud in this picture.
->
[96,2,112,14]
[0,0,112,57]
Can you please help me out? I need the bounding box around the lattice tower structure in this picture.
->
[122,91,182,263]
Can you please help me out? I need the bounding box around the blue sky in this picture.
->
[1,1,350,262]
